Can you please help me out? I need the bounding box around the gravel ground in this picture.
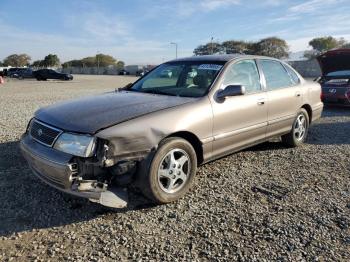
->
[0,76,349,261]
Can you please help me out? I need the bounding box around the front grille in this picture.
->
[30,120,62,146]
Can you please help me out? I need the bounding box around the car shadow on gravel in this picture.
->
[0,141,156,237]
[308,121,350,145]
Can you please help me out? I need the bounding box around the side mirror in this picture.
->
[217,85,245,100]
[116,82,133,92]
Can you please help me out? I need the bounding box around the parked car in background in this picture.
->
[13,68,34,79]
[136,70,149,77]
[20,54,323,209]
[118,69,130,75]
[7,68,27,78]
[317,49,350,106]
[33,69,73,81]
[160,69,172,78]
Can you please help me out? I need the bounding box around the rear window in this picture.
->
[284,64,300,85]
[259,60,295,90]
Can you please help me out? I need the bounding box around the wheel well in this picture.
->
[166,131,204,165]
[301,104,312,123]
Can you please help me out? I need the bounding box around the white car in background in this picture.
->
[160,69,172,78]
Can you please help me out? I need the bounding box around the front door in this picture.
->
[210,59,268,158]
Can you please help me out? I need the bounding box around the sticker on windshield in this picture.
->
[198,64,223,71]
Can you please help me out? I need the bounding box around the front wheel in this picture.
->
[281,108,309,147]
[140,137,197,204]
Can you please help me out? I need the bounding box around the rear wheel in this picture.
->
[139,137,197,204]
[282,108,309,147]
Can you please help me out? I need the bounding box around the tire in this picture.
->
[139,137,197,204]
[281,108,309,147]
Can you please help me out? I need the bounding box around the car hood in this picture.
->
[317,49,350,76]
[35,91,195,134]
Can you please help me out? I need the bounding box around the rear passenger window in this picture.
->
[259,60,294,90]
[284,64,300,85]
[222,59,261,94]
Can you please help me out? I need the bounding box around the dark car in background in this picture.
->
[317,49,350,106]
[33,69,73,81]
[13,68,34,79]
[136,70,149,77]
[7,67,28,78]
[118,69,130,75]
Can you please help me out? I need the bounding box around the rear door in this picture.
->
[211,59,268,158]
[258,59,302,137]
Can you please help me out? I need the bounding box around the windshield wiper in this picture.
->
[141,89,176,96]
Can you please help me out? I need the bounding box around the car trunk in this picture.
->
[317,49,350,102]
[317,49,350,76]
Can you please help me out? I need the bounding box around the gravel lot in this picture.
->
[0,75,349,261]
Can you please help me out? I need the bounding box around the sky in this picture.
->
[0,0,350,65]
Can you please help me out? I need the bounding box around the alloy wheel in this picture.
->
[294,114,307,141]
[157,148,191,194]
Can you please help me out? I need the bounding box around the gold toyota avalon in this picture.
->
[20,55,323,208]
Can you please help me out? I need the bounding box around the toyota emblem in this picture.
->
[329,88,336,94]
[37,128,43,136]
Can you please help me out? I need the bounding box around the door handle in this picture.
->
[295,92,301,97]
[257,98,265,105]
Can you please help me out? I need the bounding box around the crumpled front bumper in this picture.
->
[20,133,128,208]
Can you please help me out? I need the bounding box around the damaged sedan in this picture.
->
[20,54,323,208]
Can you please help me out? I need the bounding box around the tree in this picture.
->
[81,57,96,67]
[193,37,289,58]
[303,36,348,59]
[32,60,44,68]
[43,54,60,67]
[252,37,289,59]
[62,60,83,68]
[309,36,347,53]
[116,61,125,70]
[193,42,222,56]
[221,40,253,54]
[61,54,119,68]
[3,54,31,67]
[95,54,117,67]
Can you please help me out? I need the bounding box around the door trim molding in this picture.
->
[268,114,295,125]
[213,122,267,141]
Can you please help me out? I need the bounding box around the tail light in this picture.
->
[346,89,350,98]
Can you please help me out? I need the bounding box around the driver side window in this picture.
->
[222,60,261,94]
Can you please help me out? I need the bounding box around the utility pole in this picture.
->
[170,42,178,59]
[96,51,100,75]
[210,37,214,55]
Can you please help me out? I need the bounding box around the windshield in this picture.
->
[130,61,225,97]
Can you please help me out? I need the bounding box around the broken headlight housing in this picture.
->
[54,133,96,157]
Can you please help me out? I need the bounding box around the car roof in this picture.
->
[168,54,273,63]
